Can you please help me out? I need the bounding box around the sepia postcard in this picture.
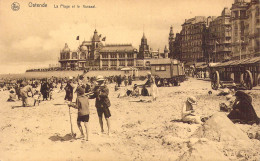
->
[0,0,260,161]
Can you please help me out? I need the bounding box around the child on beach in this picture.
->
[69,87,90,141]
[7,89,16,102]
[49,89,54,100]
[33,90,42,106]
[181,96,202,124]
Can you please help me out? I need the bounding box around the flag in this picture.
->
[76,36,79,40]
[99,34,102,37]
[102,37,106,41]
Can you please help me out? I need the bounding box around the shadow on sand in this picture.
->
[49,133,76,142]
[53,104,67,106]
[11,105,34,109]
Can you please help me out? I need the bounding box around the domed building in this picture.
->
[59,29,103,70]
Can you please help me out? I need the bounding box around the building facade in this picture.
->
[180,16,210,64]
[208,8,232,62]
[245,0,260,57]
[99,44,138,69]
[231,0,250,59]
[173,33,182,60]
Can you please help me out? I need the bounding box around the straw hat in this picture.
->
[69,76,73,80]
[187,96,197,105]
[147,72,151,75]
[96,75,104,82]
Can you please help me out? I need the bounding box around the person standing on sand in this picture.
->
[89,75,111,135]
[64,78,74,102]
[181,96,202,124]
[40,79,49,101]
[20,83,34,107]
[69,87,90,141]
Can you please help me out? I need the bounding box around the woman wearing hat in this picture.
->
[181,96,202,124]
[228,91,259,124]
[89,75,111,135]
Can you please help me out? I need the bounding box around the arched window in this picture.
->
[66,53,70,59]
[80,53,86,59]
[72,52,77,59]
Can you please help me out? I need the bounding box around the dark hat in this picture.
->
[77,87,85,95]
[235,91,252,103]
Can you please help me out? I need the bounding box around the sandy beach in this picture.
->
[0,78,260,161]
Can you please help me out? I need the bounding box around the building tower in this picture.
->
[138,33,150,59]
[168,26,175,58]
[164,45,169,58]
[91,29,103,60]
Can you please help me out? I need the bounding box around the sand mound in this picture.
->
[177,139,228,161]
[193,113,249,142]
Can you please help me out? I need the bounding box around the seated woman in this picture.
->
[228,91,259,125]
[182,96,202,124]
[131,84,139,97]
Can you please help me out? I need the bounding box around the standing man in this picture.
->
[40,79,49,101]
[89,75,111,135]
[20,82,34,107]
[64,77,74,102]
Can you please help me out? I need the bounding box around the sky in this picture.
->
[0,0,234,74]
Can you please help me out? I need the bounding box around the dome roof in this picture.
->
[62,43,70,53]
[80,45,88,51]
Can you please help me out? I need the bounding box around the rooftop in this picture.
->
[100,44,137,52]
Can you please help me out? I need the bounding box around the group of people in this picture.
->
[68,75,112,141]
[3,72,260,143]
[182,90,259,125]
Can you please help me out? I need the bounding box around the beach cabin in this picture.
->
[149,58,185,82]
[121,67,139,77]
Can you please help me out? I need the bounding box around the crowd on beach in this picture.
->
[1,72,260,141]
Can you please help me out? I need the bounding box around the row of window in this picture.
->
[155,65,166,71]
[101,53,134,58]
[101,60,134,66]
[182,40,203,47]
[60,53,89,60]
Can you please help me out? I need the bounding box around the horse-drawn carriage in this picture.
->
[149,58,185,86]
[210,56,260,90]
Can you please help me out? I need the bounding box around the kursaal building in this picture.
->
[59,29,140,70]
[59,29,169,70]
